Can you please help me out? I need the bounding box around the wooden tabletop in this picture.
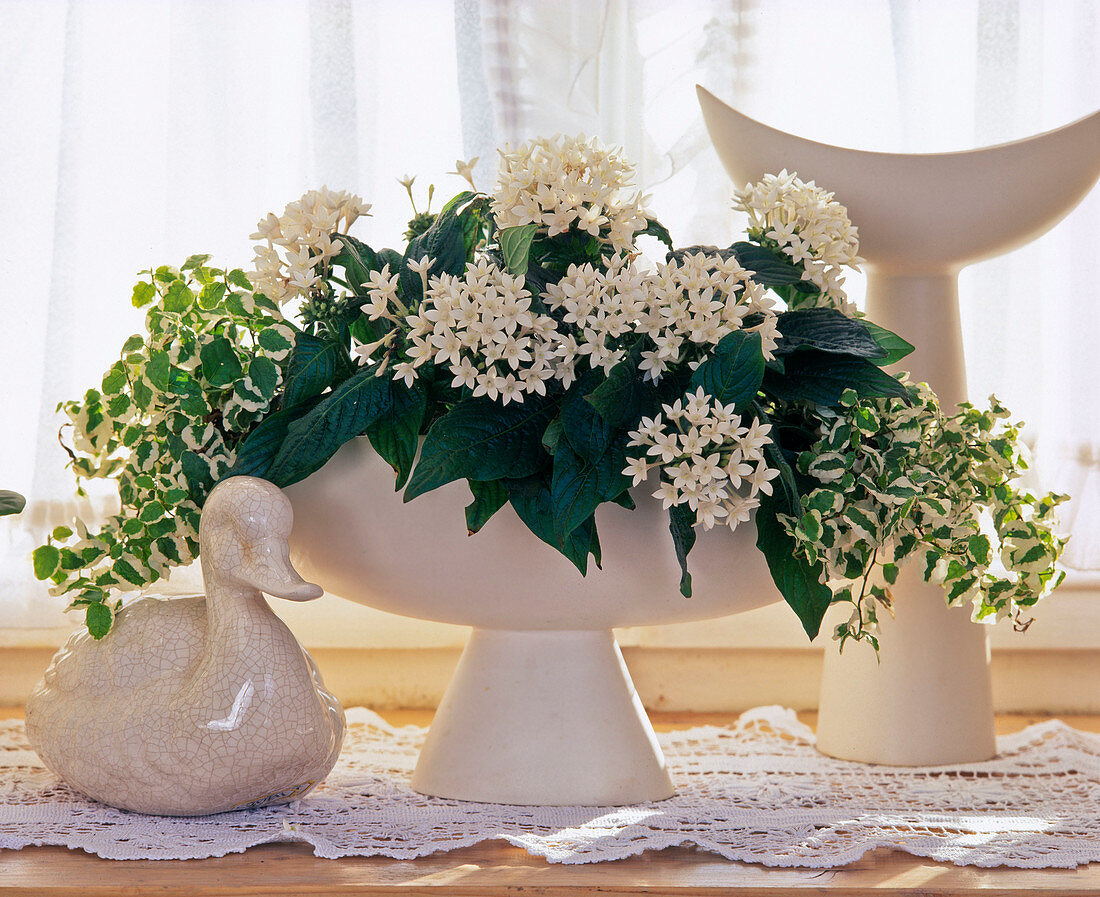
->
[3,709,1099,897]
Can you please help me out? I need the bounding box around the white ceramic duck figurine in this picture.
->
[26,476,345,816]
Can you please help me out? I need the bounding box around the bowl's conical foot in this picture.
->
[411,628,675,805]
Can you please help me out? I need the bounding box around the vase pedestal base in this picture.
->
[411,628,674,805]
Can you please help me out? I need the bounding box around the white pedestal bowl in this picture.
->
[285,438,783,804]
[697,85,1100,764]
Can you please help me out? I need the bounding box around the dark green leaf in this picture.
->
[465,480,509,534]
[755,493,832,639]
[405,396,556,501]
[689,330,764,408]
[253,291,281,313]
[456,194,491,258]
[112,557,145,586]
[224,291,250,318]
[224,406,302,480]
[535,228,604,273]
[549,440,629,541]
[500,224,538,276]
[332,233,380,290]
[762,350,909,407]
[156,536,183,565]
[730,241,817,289]
[542,418,565,455]
[562,371,613,460]
[366,380,427,489]
[138,501,165,522]
[506,475,599,575]
[86,602,113,640]
[376,248,406,274]
[200,337,243,387]
[0,490,26,517]
[585,343,656,428]
[180,450,214,496]
[281,332,344,411]
[861,320,916,366]
[404,197,471,286]
[773,308,887,359]
[267,369,393,488]
[762,438,801,519]
[668,503,697,597]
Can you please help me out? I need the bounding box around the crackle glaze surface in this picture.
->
[25,477,345,816]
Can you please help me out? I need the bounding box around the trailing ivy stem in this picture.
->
[853,544,880,636]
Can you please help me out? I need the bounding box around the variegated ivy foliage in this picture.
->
[787,386,1067,650]
[33,259,295,636]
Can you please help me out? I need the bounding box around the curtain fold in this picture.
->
[0,0,465,626]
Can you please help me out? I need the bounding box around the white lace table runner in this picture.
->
[2,706,1098,867]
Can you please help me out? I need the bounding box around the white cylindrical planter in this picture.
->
[815,269,995,764]
[697,85,1100,764]
[412,629,673,805]
[815,565,996,765]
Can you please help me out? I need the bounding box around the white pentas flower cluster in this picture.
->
[541,254,648,385]
[492,135,649,254]
[625,388,780,531]
[360,257,560,404]
[734,170,861,312]
[250,187,372,305]
[542,251,780,385]
[640,252,780,375]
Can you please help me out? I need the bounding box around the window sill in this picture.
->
[5,575,1096,711]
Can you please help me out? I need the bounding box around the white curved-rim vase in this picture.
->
[286,439,783,804]
[698,85,1100,765]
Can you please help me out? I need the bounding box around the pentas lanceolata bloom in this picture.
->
[492,134,650,254]
[542,251,780,386]
[625,389,779,531]
[734,169,862,313]
[353,245,784,404]
[250,187,372,308]
[362,257,560,404]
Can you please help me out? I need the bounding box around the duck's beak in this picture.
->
[243,536,324,602]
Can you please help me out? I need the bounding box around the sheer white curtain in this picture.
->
[0,0,465,626]
[475,0,1100,572]
[2,0,1097,630]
